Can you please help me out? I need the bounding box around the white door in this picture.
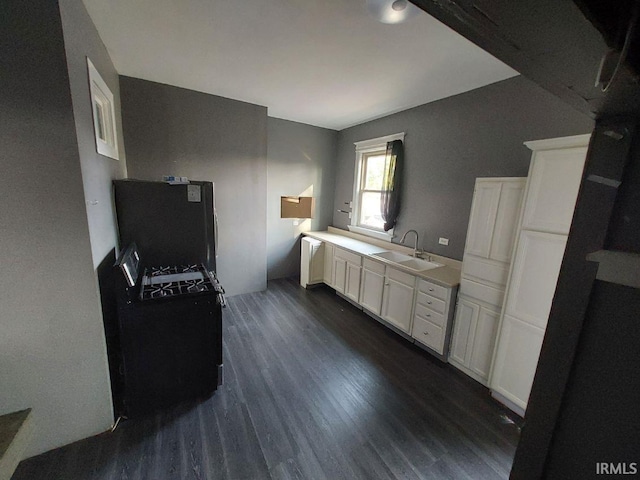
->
[323,243,334,286]
[521,146,587,234]
[490,315,545,409]
[490,180,526,263]
[450,297,480,366]
[381,277,414,333]
[469,306,500,380]
[309,243,324,284]
[333,257,346,294]
[465,181,501,258]
[360,268,385,315]
[345,262,362,302]
[504,230,568,329]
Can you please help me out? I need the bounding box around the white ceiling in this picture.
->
[82,0,518,130]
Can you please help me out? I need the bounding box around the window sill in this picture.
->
[348,225,394,242]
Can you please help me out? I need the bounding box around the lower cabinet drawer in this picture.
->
[334,247,362,266]
[412,315,444,354]
[415,291,446,314]
[414,303,445,327]
[417,279,448,301]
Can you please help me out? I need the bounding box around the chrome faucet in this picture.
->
[400,229,420,257]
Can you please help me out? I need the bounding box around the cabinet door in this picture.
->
[469,306,500,380]
[450,297,480,367]
[333,257,346,294]
[309,243,325,283]
[504,230,568,329]
[490,180,525,263]
[360,268,385,315]
[381,276,414,333]
[521,146,587,234]
[465,181,501,258]
[490,314,545,410]
[344,262,362,302]
[323,243,334,286]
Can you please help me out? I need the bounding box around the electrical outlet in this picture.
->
[439,237,449,246]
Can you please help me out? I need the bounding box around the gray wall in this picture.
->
[0,0,113,457]
[333,76,594,260]
[59,0,128,269]
[267,118,337,279]
[120,77,268,296]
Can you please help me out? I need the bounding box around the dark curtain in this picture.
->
[380,139,403,231]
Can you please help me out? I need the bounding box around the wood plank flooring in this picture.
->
[13,278,520,479]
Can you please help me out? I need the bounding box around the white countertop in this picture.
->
[304,230,461,288]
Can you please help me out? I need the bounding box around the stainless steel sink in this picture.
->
[371,251,443,272]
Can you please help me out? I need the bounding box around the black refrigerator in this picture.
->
[112,179,224,419]
[113,179,217,270]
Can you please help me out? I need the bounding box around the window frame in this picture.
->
[348,132,405,242]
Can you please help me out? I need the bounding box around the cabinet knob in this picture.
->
[426,301,432,305]
[423,331,429,336]
[429,288,434,292]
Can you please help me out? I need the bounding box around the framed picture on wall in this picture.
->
[87,57,119,160]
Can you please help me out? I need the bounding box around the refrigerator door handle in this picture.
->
[214,208,219,258]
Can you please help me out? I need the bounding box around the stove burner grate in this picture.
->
[140,264,215,300]
[148,264,202,276]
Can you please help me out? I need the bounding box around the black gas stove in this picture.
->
[113,244,224,418]
[140,264,221,301]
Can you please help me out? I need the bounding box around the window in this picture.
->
[349,132,405,241]
[358,151,387,230]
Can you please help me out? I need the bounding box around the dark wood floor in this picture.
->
[13,278,520,480]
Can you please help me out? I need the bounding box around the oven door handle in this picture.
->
[217,293,227,308]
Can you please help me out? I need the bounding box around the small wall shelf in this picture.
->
[0,409,33,480]
[586,250,640,289]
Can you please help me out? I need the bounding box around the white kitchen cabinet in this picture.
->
[381,267,415,334]
[490,134,589,414]
[300,233,459,363]
[300,237,324,288]
[333,256,347,293]
[411,279,456,356]
[491,181,527,263]
[520,146,587,235]
[450,295,499,383]
[450,296,479,366]
[470,306,500,380]
[323,243,334,287]
[333,247,362,300]
[465,181,502,258]
[345,262,362,303]
[359,258,385,316]
[451,177,525,385]
[461,178,526,285]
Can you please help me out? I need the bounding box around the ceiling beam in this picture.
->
[410,0,640,119]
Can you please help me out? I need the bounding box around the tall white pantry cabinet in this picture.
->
[489,134,590,415]
[450,177,526,386]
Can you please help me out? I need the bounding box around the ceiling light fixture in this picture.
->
[366,0,421,24]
